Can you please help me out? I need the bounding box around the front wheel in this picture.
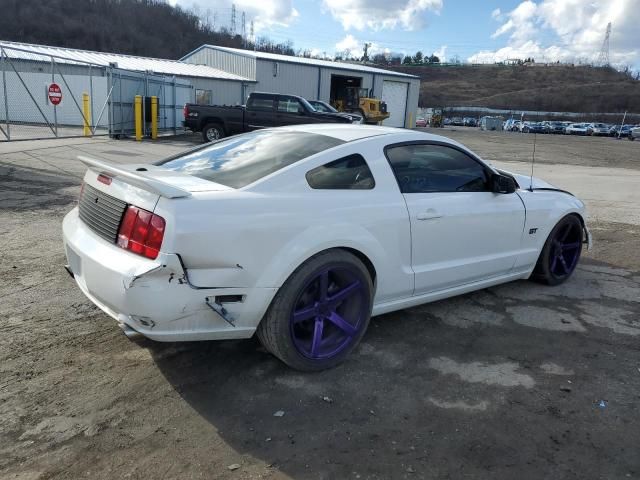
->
[202,123,225,142]
[532,215,583,285]
[257,250,373,371]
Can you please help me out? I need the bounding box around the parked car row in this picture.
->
[443,117,478,127]
[500,119,639,138]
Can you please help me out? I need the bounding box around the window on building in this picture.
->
[306,154,375,190]
[385,144,489,193]
[195,89,212,105]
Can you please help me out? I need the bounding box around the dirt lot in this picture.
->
[1,130,639,480]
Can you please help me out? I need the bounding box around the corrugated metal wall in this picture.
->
[255,60,318,99]
[184,48,256,80]
[189,77,245,106]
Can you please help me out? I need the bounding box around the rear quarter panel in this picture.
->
[153,136,415,304]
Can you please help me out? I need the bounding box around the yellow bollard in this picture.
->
[134,95,142,142]
[82,92,91,137]
[151,96,158,140]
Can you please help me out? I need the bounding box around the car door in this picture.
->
[276,96,309,126]
[385,142,526,295]
[245,94,276,130]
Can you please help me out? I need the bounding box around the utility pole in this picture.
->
[363,42,371,62]
[250,20,255,49]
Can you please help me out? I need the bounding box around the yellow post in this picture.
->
[82,92,91,136]
[151,96,158,140]
[134,95,142,142]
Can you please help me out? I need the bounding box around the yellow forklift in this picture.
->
[333,87,390,124]
[430,108,444,127]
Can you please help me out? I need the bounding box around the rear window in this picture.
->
[156,130,345,188]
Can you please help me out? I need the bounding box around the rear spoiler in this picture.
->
[78,156,191,199]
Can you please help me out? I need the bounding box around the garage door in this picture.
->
[382,81,408,128]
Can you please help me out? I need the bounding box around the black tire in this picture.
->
[532,215,583,286]
[202,123,225,142]
[629,136,635,141]
[256,249,373,371]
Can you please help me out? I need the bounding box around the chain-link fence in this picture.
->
[108,68,193,139]
[0,44,194,142]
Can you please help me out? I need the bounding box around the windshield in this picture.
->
[310,101,337,113]
[156,130,345,188]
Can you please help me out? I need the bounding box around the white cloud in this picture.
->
[491,8,502,21]
[490,1,537,43]
[471,0,640,68]
[323,0,442,31]
[335,34,361,57]
[335,35,390,58]
[433,45,447,61]
[170,0,298,31]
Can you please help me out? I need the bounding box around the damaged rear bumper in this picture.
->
[62,209,276,341]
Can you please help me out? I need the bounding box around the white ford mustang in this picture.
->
[63,125,590,370]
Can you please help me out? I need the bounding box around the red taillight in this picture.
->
[183,104,188,119]
[117,206,165,260]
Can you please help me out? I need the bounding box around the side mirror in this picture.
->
[492,173,516,194]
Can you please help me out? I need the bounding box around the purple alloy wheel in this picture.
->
[290,267,367,360]
[550,221,582,278]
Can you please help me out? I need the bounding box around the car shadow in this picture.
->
[145,264,640,478]
[0,160,80,211]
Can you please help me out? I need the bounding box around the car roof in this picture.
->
[271,124,415,142]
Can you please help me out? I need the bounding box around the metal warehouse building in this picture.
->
[0,41,253,140]
[180,45,420,128]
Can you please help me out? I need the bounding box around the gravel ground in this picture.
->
[1,130,639,480]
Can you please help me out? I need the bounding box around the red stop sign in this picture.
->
[48,83,62,106]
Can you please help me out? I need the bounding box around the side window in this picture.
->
[306,154,375,190]
[385,144,489,193]
[278,97,302,113]
[248,95,274,111]
[313,103,328,112]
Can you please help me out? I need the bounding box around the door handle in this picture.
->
[416,209,442,221]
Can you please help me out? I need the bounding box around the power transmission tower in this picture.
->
[231,4,236,34]
[596,22,611,67]
[242,11,246,46]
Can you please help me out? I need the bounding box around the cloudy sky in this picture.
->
[169,0,640,68]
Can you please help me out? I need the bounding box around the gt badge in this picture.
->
[529,228,538,234]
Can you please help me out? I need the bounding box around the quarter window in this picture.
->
[306,154,375,190]
[248,95,274,111]
[385,144,489,193]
